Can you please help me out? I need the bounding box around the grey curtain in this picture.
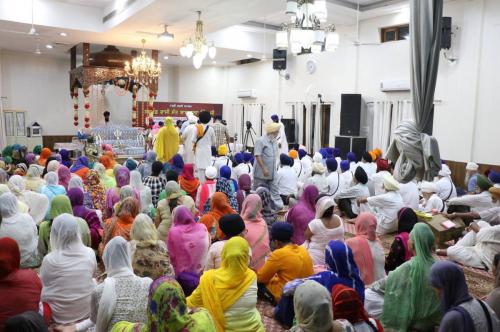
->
[410,0,443,132]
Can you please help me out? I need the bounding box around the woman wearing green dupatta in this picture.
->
[38,195,91,256]
[112,276,216,332]
[94,162,116,190]
[381,223,442,331]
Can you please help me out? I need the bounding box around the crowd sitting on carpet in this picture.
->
[0,112,500,332]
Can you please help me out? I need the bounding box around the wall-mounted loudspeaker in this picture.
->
[281,118,296,144]
[273,49,287,70]
[339,94,363,136]
[441,17,452,49]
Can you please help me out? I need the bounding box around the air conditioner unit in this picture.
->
[380,80,411,92]
[237,89,257,99]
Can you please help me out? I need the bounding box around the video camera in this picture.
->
[246,121,253,130]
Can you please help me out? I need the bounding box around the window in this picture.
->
[381,24,410,42]
[4,110,26,137]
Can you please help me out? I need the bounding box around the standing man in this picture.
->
[193,111,216,183]
[211,115,231,152]
[253,122,283,210]
[181,113,198,164]
[271,114,289,155]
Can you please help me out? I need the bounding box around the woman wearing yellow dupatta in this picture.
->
[187,237,264,332]
[154,117,180,163]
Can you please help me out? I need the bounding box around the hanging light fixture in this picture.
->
[179,11,216,69]
[124,39,161,87]
[276,0,338,55]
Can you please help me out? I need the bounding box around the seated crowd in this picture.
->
[0,134,500,332]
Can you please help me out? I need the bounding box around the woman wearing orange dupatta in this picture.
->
[38,148,52,167]
[242,194,270,271]
[179,163,200,201]
[345,212,386,285]
[199,192,236,241]
[103,197,140,246]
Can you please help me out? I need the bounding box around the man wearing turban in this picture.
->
[271,114,289,156]
[181,112,198,164]
[448,174,494,213]
[213,144,233,177]
[193,111,216,182]
[154,117,180,163]
[253,122,283,210]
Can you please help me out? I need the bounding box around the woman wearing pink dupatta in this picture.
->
[345,212,385,285]
[242,194,270,270]
[57,165,71,191]
[167,206,210,276]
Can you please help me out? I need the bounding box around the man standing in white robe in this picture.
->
[271,114,288,156]
[193,111,216,183]
[181,112,197,164]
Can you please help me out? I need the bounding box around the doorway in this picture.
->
[320,104,331,147]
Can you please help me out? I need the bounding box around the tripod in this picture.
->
[242,125,257,152]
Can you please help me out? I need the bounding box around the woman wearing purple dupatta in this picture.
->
[236,174,252,212]
[105,166,130,219]
[286,185,319,245]
[167,206,210,276]
[68,187,102,249]
[59,149,72,168]
[57,165,71,191]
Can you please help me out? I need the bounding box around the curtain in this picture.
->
[0,98,6,150]
[231,103,264,149]
[312,102,322,153]
[410,0,443,133]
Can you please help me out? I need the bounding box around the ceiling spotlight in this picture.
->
[163,55,169,60]
[59,32,67,37]
[246,54,252,58]
[158,25,174,41]
[45,44,54,49]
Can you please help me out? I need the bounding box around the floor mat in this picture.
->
[257,300,287,332]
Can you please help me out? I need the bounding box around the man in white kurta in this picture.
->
[436,164,457,201]
[419,181,445,213]
[336,166,370,219]
[193,111,216,183]
[181,113,198,164]
[447,174,494,213]
[325,158,340,197]
[358,174,404,234]
[271,115,289,156]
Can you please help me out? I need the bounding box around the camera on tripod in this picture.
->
[246,121,253,130]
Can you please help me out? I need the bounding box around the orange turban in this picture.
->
[288,150,298,160]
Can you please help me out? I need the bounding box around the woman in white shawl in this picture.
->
[8,174,49,224]
[0,193,41,268]
[0,184,29,213]
[24,164,46,192]
[40,213,97,324]
[57,236,152,332]
[130,170,154,217]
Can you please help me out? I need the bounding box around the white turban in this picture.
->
[420,181,438,193]
[383,174,400,191]
[313,152,323,164]
[466,162,479,171]
[438,164,452,177]
[312,162,326,175]
[205,166,217,179]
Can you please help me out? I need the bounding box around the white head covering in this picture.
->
[187,111,198,124]
[466,162,479,171]
[293,280,335,332]
[97,236,135,332]
[313,152,323,164]
[315,196,336,219]
[420,181,438,193]
[0,184,10,195]
[68,175,84,190]
[383,174,400,191]
[50,213,82,251]
[312,162,326,175]
[23,191,49,225]
[129,171,144,190]
[205,166,217,179]
[0,192,19,218]
[45,171,59,185]
[8,175,26,196]
[119,185,135,201]
[47,160,59,173]
[27,164,43,178]
[131,213,158,245]
[439,164,452,177]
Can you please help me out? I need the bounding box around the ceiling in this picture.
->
[0,0,409,66]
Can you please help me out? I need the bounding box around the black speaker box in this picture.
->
[340,94,362,136]
[273,49,287,70]
[335,135,366,159]
[441,17,452,49]
[281,118,296,144]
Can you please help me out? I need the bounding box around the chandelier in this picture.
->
[276,0,339,54]
[124,39,161,87]
[179,11,216,69]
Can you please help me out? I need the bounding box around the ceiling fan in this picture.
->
[351,0,380,47]
[136,24,175,41]
[0,0,44,37]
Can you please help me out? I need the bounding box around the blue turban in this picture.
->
[332,148,341,158]
[326,158,338,172]
[280,154,293,167]
[347,152,357,162]
[220,165,232,179]
[340,160,350,172]
[298,149,307,160]
[125,158,137,171]
[362,151,373,163]
[271,114,279,123]
[326,147,334,158]
[355,166,368,184]
[489,171,500,184]
[243,152,254,164]
[319,148,329,159]
[171,154,184,171]
[271,222,294,242]
[234,152,244,164]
